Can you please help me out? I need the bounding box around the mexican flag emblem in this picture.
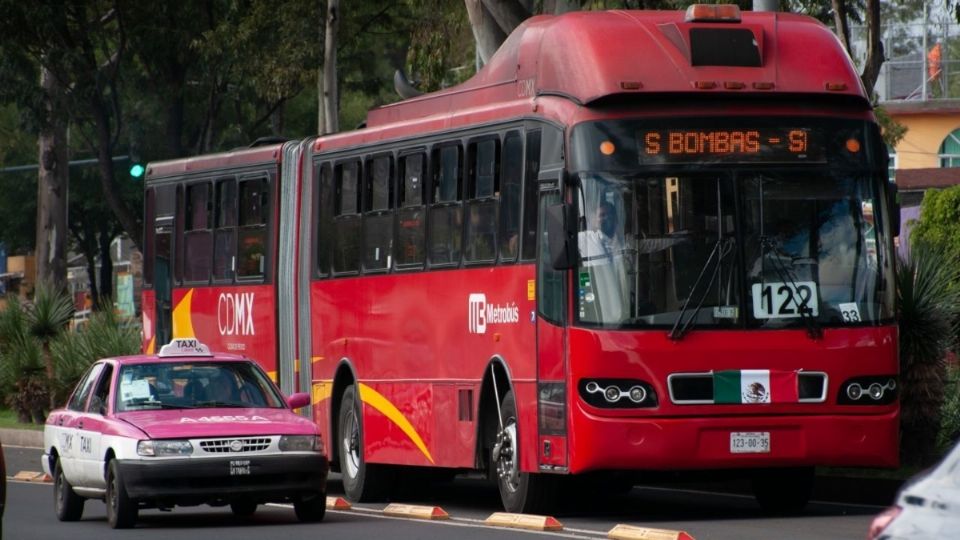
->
[713,370,799,404]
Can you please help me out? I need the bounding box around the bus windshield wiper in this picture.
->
[668,237,733,341]
[760,236,822,339]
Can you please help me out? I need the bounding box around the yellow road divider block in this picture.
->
[12,471,50,483]
[608,524,695,540]
[383,503,449,520]
[326,496,352,510]
[484,512,564,531]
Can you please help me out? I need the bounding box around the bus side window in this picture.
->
[316,163,334,277]
[237,176,269,279]
[333,161,362,274]
[521,130,542,261]
[184,182,213,283]
[465,138,499,264]
[144,188,155,287]
[363,154,394,272]
[428,144,463,266]
[499,132,523,262]
[396,152,426,268]
[213,177,236,281]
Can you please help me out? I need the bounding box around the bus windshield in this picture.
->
[574,170,893,330]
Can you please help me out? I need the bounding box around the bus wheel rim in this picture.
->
[343,407,361,478]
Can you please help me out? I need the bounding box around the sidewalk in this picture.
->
[0,427,43,448]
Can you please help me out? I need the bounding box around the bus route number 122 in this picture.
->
[751,281,819,319]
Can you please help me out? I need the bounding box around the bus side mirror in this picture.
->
[546,203,576,270]
[888,181,900,237]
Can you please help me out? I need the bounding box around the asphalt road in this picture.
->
[3,445,884,540]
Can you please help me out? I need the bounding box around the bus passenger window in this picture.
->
[333,161,361,273]
[237,177,269,278]
[363,155,394,272]
[429,145,463,266]
[213,178,236,281]
[316,164,334,276]
[500,132,523,262]
[184,182,212,282]
[521,130,542,261]
[397,153,426,267]
[465,138,499,264]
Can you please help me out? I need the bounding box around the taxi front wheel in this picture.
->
[106,460,138,529]
[294,492,326,523]
[53,460,84,521]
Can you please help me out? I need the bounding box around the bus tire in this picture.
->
[54,459,84,521]
[493,389,558,513]
[751,467,814,514]
[106,459,138,529]
[338,385,391,502]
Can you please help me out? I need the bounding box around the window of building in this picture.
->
[184,182,212,282]
[939,129,960,167]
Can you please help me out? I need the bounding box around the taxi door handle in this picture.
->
[57,417,64,426]
[78,420,84,429]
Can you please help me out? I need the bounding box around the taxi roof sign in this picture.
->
[158,338,213,358]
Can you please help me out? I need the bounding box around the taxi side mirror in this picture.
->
[286,392,310,410]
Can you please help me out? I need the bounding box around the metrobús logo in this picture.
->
[468,293,520,334]
[218,292,255,336]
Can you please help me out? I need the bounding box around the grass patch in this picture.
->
[0,408,44,431]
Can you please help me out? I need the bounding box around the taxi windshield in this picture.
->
[115,361,285,411]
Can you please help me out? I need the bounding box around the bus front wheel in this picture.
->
[493,389,558,513]
[338,385,391,502]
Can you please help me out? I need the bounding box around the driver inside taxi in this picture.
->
[207,372,240,403]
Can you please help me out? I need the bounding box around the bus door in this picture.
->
[153,216,174,346]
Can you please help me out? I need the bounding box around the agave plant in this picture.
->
[25,281,74,379]
[897,241,960,467]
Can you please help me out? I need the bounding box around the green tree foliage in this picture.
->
[912,185,960,266]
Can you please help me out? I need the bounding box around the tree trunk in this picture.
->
[317,0,325,134]
[90,96,143,252]
[859,0,884,95]
[97,227,114,310]
[465,0,508,66]
[322,0,340,134]
[36,66,69,290]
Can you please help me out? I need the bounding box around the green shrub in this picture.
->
[937,362,960,454]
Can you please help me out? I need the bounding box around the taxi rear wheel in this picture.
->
[106,459,138,529]
[338,385,391,501]
[229,499,257,517]
[293,492,326,523]
[54,459,84,521]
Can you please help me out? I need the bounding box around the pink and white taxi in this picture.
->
[42,339,328,529]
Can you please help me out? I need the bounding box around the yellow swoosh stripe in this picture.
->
[312,381,332,404]
[358,383,434,464]
[146,336,156,355]
[172,289,196,339]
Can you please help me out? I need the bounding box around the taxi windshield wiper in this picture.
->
[760,236,822,340]
[668,236,733,341]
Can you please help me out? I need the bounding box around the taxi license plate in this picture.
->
[730,432,770,454]
[230,460,251,476]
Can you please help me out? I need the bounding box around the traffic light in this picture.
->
[129,162,145,179]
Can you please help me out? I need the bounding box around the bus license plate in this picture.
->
[730,432,770,454]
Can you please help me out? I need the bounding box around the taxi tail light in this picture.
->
[867,505,901,540]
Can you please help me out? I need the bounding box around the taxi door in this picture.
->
[55,363,104,487]
[76,363,114,489]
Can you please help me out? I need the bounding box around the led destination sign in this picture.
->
[638,128,825,164]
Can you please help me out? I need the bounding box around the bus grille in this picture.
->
[668,372,827,404]
[199,438,272,453]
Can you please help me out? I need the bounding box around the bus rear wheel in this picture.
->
[338,385,391,502]
[493,389,558,513]
[751,467,814,514]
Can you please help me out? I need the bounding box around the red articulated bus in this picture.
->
[142,5,900,513]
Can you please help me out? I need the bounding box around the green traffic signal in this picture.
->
[129,163,145,178]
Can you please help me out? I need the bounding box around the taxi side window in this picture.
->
[68,364,104,412]
[88,364,114,415]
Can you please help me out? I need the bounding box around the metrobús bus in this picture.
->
[141,5,900,513]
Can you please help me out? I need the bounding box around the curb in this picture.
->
[0,427,43,449]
